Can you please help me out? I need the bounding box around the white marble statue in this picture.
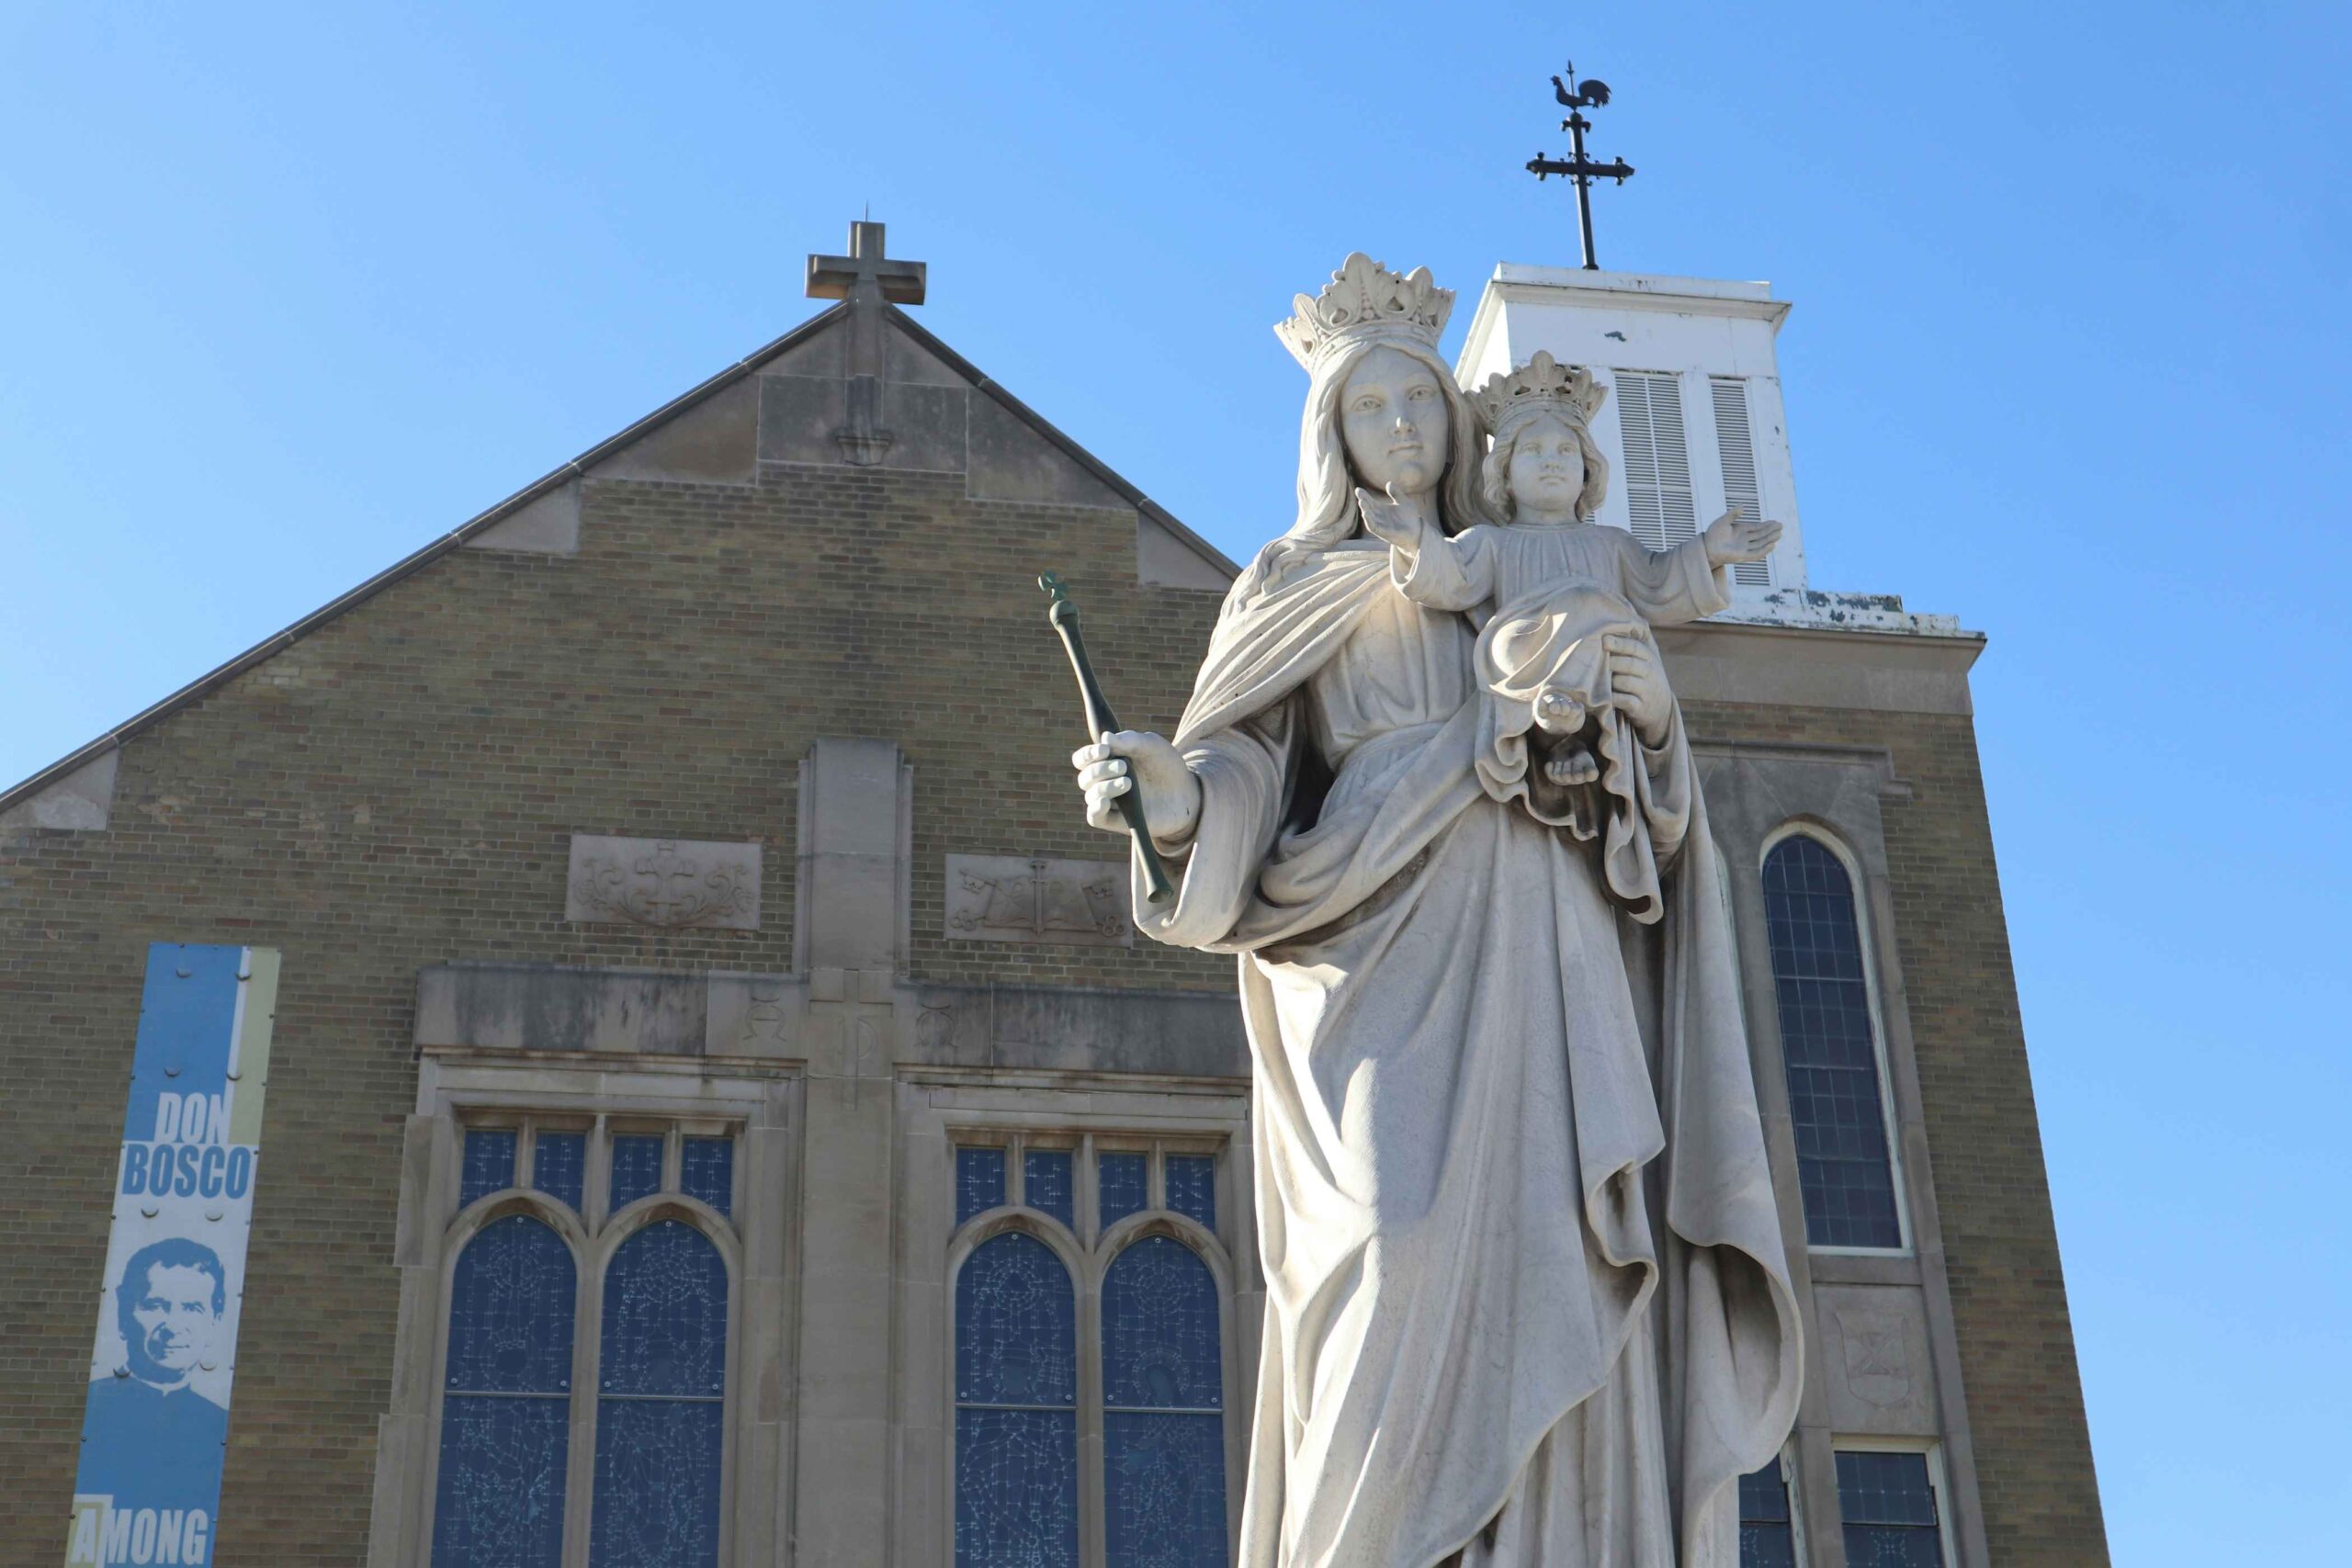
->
[1070,254,1801,1567]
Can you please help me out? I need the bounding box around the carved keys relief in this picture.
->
[943,855,1132,947]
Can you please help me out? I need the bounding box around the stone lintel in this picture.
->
[412,964,1246,1082]
[413,963,708,1056]
[908,982,1245,1079]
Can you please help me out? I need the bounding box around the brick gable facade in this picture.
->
[0,290,2102,1564]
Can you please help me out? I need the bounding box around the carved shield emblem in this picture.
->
[1837,1311,1911,1408]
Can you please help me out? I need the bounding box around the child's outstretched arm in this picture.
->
[1356,484,1490,611]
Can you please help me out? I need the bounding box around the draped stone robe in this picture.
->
[1131,540,1801,1567]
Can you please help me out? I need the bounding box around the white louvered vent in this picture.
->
[1611,371,1698,552]
[1710,377,1773,587]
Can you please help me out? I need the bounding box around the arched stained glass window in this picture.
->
[1102,1236,1227,1566]
[433,1214,575,1568]
[956,1232,1079,1568]
[1762,835,1903,1248]
[589,1220,729,1565]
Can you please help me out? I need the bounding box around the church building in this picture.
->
[0,223,2106,1566]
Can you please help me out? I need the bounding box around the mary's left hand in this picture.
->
[1604,632,1674,746]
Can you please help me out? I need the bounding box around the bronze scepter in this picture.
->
[1038,573,1177,906]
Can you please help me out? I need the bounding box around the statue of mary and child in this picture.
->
[1070,254,1803,1567]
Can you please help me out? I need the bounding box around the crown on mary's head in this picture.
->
[1471,351,1608,437]
[1276,254,1454,373]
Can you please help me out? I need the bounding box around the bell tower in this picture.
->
[1456,265,1811,604]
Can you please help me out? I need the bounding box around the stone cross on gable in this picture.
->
[805,220,927,309]
[803,220,928,466]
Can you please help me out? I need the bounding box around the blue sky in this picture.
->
[4,3,2346,1557]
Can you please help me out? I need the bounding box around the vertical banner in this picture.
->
[64,943,279,1568]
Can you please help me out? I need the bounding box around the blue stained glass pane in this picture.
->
[1164,1156,1216,1232]
[1102,1236,1222,1411]
[1837,1450,1944,1567]
[1763,839,1902,1249]
[681,1136,734,1216]
[956,1233,1076,1407]
[1837,1450,1939,1524]
[956,1407,1078,1568]
[532,1132,586,1212]
[1098,1152,1148,1231]
[433,1215,574,1568]
[1023,1150,1073,1226]
[957,1146,1008,1224]
[956,1233,1078,1568]
[600,1222,729,1396]
[444,1215,576,1393]
[611,1134,664,1212]
[590,1396,724,1566]
[1738,1463,1797,1568]
[1105,1411,1227,1567]
[1739,1462,1791,1521]
[432,1393,569,1567]
[460,1129,517,1207]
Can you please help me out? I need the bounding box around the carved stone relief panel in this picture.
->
[1816,1283,1940,1435]
[705,973,806,1060]
[942,855,1132,947]
[566,835,763,931]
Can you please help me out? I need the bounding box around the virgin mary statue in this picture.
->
[1070,254,1801,1566]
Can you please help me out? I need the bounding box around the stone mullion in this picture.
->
[1075,1133,1098,1251]
[582,1116,612,1234]
[560,1212,604,1568]
[1077,1233,1107,1568]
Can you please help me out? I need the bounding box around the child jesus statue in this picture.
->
[1356,351,1781,857]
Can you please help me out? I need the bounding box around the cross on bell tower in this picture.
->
[805,220,928,466]
[1526,63,1636,272]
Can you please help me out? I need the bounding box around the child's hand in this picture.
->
[1354,484,1426,551]
[1702,506,1782,566]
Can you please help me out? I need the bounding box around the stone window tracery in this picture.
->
[950,1134,1233,1568]
[429,1117,739,1568]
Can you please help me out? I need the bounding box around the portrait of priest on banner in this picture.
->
[78,1236,232,1515]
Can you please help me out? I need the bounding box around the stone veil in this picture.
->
[1101,255,1801,1566]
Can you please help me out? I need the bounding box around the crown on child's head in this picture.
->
[1471,352,1608,439]
[1275,253,1454,375]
